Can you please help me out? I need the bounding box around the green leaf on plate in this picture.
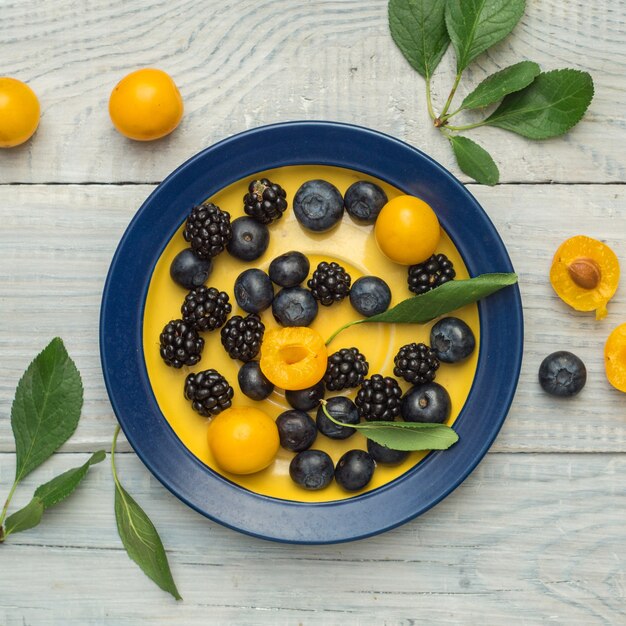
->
[2,497,44,539]
[11,337,83,483]
[112,427,182,600]
[388,0,450,79]
[320,402,459,451]
[445,0,526,72]
[460,61,541,110]
[327,273,517,344]
[485,69,594,139]
[449,135,500,185]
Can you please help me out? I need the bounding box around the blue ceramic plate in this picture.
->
[100,121,523,544]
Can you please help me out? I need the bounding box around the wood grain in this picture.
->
[0,451,623,624]
[0,0,624,184]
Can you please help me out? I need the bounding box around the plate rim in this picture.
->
[100,120,523,544]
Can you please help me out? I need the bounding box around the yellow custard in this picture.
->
[143,165,480,502]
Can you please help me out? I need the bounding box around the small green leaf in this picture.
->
[446,0,526,72]
[34,450,106,509]
[388,0,449,79]
[3,498,44,539]
[320,402,458,451]
[485,69,594,139]
[11,338,83,483]
[449,135,500,185]
[460,61,541,110]
[112,427,181,600]
[327,273,517,343]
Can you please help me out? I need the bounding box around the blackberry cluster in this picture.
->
[393,342,439,385]
[181,286,231,332]
[159,319,204,368]
[307,261,351,306]
[184,369,234,417]
[407,253,456,295]
[355,375,402,422]
[183,203,232,259]
[243,178,288,225]
[324,347,369,391]
[220,314,265,362]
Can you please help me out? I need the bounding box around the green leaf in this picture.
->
[3,498,44,538]
[484,69,594,139]
[320,402,458,451]
[460,61,541,110]
[327,273,517,344]
[112,427,181,600]
[449,135,500,185]
[445,0,526,72]
[11,338,83,482]
[388,0,450,79]
[34,450,106,509]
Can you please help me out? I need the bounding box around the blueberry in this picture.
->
[349,276,392,317]
[367,439,409,465]
[237,361,274,401]
[539,351,587,397]
[334,449,375,491]
[276,410,318,452]
[430,317,476,363]
[401,382,451,423]
[344,180,388,223]
[316,396,359,439]
[268,251,310,287]
[170,248,213,289]
[289,450,335,490]
[286,380,325,411]
[226,216,269,261]
[272,287,318,326]
[293,179,344,232]
[234,268,274,313]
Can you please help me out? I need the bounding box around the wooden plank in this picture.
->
[0,451,624,624]
[0,0,624,183]
[0,184,624,453]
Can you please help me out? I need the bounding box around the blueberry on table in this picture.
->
[293,179,344,232]
[226,216,269,261]
[272,286,318,326]
[289,450,335,490]
[344,180,388,223]
[349,276,392,317]
[335,449,375,491]
[234,268,274,314]
[276,410,318,452]
[170,248,213,289]
[268,251,310,287]
[316,396,359,439]
[539,351,587,397]
[430,317,476,363]
[285,380,325,411]
[237,361,274,401]
[367,439,409,465]
[401,382,451,423]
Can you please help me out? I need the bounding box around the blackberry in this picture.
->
[159,319,204,368]
[307,261,351,306]
[220,314,265,362]
[243,178,288,225]
[183,203,232,259]
[355,375,402,422]
[324,347,369,391]
[407,253,456,295]
[393,342,439,385]
[181,286,231,332]
[184,369,234,417]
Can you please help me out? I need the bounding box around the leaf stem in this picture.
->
[325,319,365,346]
[0,479,19,532]
[425,78,436,121]
[441,105,462,122]
[445,120,488,132]
[440,72,462,118]
[111,425,122,492]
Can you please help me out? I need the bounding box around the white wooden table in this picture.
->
[1,2,625,624]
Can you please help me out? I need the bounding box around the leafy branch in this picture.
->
[388,0,594,185]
